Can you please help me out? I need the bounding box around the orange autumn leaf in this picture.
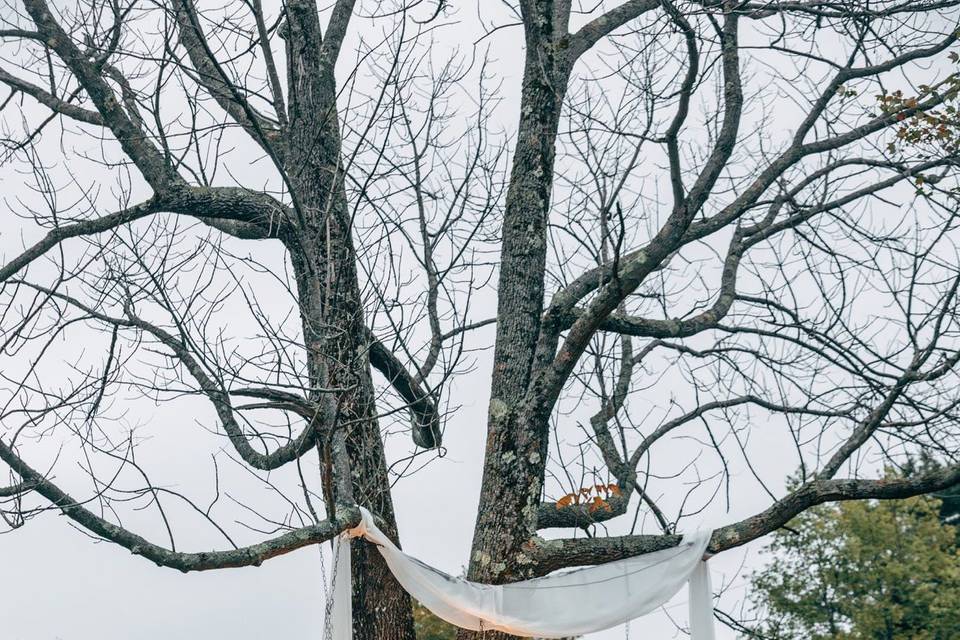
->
[556,494,575,508]
[557,485,622,510]
[588,496,613,513]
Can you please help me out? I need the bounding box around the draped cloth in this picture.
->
[329,507,715,639]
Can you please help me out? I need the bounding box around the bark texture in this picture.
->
[460,6,570,638]
[284,2,414,636]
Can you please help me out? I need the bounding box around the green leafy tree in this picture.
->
[904,458,960,528]
[748,493,960,640]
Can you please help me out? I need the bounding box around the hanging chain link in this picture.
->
[320,537,340,640]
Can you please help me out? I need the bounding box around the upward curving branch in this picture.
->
[0,200,160,283]
[21,0,178,190]
[171,0,283,156]
[0,67,104,125]
[124,308,327,471]
[565,0,659,63]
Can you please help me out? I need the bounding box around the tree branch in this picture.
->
[22,0,179,190]
[0,479,36,497]
[531,464,960,573]
[171,0,282,155]
[124,310,323,471]
[0,200,160,283]
[0,436,358,571]
[565,0,660,64]
[368,331,442,449]
[0,186,290,286]
[318,0,358,75]
[0,67,104,125]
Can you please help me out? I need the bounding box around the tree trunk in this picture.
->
[289,183,416,640]
[458,30,567,640]
[283,3,416,634]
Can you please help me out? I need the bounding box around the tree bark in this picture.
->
[459,16,569,639]
[288,152,416,640]
[283,1,415,636]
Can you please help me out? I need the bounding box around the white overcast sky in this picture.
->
[3,0,949,638]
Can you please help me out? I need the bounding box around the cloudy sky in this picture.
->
[3,1,950,639]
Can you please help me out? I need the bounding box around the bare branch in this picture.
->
[565,0,660,64]
[0,436,357,571]
[368,331,441,449]
[0,200,159,283]
[0,67,104,125]
[21,0,179,190]
[531,464,960,573]
[171,0,282,154]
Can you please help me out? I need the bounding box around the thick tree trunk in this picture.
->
[289,189,416,640]
[458,30,568,640]
[288,169,416,640]
[282,3,416,635]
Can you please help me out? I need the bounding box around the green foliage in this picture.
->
[902,456,960,534]
[748,493,960,640]
[413,601,457,640]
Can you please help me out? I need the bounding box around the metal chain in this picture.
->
[318,541,331,640]
[320,537,341,640]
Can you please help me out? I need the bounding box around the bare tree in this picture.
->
[3,1,960,639]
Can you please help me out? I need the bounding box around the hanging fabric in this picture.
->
[330,507,715,639]
[687,556,716,640]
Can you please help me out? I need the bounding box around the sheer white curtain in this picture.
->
[328,508,715,639]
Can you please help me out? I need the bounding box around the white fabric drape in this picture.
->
[687,556,716,640]
[329,507,715,639]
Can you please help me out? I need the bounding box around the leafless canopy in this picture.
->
[3,1,960,638]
